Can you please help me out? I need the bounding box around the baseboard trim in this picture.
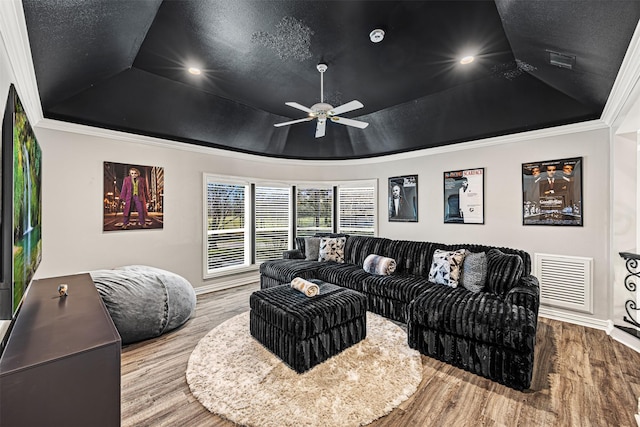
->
[539,307,640,353]
[606,321,640,353]
[195,275,259,295]
[538,307,609,330]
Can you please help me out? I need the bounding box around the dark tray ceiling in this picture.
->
[22,0,640,159]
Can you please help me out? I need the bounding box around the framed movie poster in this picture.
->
[103,162,164,232]
[522,157,582,226]
[443,168,484,224]
[388,175,418,222]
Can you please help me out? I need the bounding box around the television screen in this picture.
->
[0,85,42,321]
[11,88,42,315]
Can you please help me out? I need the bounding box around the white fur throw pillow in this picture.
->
[318,237,346,263]
[428,249,467,287]
[363,254,397,275]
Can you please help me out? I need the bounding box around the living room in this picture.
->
[1,1,640,426]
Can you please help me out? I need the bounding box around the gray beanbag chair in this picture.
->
[90,265,196,344]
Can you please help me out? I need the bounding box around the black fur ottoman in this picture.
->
[249,280,367,373]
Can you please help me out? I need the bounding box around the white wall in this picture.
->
[32,122,612,320]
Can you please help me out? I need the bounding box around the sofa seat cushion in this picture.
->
[363,274,434,303]
[259,259,325,282]
[409,285,537,352]
[316,263,371,292]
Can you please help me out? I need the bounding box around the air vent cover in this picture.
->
[534,253,592,313]
[547,50,576,70]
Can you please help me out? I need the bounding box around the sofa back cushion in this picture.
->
[384,240,434,276]
[343,236,391,266]
[485,248,524,295]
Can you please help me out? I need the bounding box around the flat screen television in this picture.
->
[0,84,42,326]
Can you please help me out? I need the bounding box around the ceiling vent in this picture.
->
[547,50,576,70]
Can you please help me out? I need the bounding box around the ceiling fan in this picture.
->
[274,63,369,138]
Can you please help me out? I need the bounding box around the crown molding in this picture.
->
[0,0,44,124]
[602,19,640,128]
[38,116,609,167]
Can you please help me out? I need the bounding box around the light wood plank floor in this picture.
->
[121,283,640,426]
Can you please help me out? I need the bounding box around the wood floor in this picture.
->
[121,283,640,426]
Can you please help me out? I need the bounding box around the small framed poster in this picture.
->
[522,157,582,226]
[388,175,418,222]
[443,168,484,224]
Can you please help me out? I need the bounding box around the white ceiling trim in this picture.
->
[602,18,640,128]
[0,0,44,125]
[37,116,608,166]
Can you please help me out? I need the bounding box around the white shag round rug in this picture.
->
[186,311,423,427]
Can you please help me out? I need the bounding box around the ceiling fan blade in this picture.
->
[330,116,369,129]
[315,119,326,138]
[285,102,314,113]
[328,100,364,116]
[274,117,314,127]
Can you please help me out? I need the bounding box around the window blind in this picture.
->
[255,186,291,262]
[205,181,249,272]
[296,187,333,237]
[338,186,376,236]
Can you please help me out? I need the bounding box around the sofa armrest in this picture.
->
[505,274,540,315]
[283,249,305,260]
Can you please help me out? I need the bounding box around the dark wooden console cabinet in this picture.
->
[0,273,121,426]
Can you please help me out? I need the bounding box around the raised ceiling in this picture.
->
[22,1,640,160]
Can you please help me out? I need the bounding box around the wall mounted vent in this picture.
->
[547,50,576,70]
[534,253,593,313]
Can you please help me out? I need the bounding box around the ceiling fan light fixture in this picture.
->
[369,29,385,43]
[274,64,368,137]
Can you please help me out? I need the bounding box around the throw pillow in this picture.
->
[363,254,397,275]
[461,251,487,293]
[428,249,467,287]
[485,248,524,295]
[304,237,321,261]
[318,237,346,263]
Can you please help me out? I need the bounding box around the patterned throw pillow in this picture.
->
[318,237,346,263]
[428,249,467,287]
[304,237,321,261]
[461,251,487,293]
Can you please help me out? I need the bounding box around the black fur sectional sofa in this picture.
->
[259,234,540,390]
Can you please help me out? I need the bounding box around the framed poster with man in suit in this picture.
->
[522,156,582,226]
[388,175,418,222]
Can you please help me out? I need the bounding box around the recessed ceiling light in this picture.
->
[188,67,202,75]
[369,29,385,43]
[460,56,474,65]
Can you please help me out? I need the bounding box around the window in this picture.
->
[204,175,376,277]
[205,179,250,274]
[338,185,376,236]
[296,187,333,237]
[255,185,291,262]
